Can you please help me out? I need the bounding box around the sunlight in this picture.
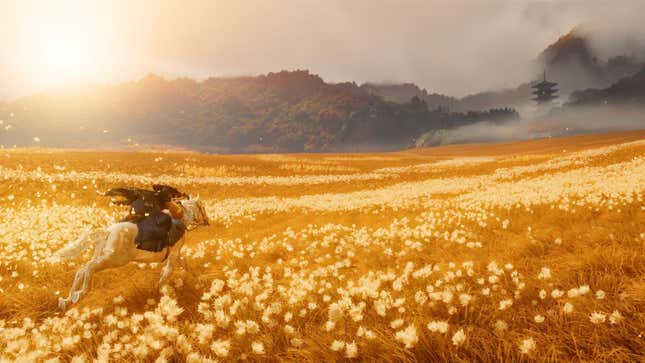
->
[35,27,96,85]
[19,12,103,87]
[41,36,91,82]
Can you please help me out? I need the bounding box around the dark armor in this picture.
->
[105,185,187,252]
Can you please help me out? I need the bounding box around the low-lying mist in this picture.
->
[425,105,645,146]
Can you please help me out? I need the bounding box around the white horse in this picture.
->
[53,198,210,310]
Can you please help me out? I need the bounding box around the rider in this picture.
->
[106,184,187,252]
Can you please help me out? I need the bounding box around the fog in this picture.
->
[2,0,645,99]
[427,106,645,146]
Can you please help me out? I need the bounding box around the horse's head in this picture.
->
[179,196,210,230]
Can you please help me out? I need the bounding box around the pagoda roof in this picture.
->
[532,80,558,88]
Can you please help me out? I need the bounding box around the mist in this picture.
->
[2,0,645,99]
[425,105,645,146]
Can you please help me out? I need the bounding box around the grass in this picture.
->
[0,130,644,362]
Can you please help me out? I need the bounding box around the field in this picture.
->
[1,130,644,362]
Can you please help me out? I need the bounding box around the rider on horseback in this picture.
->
[105,184,188,252]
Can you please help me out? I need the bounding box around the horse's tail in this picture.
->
[51,228,108,261]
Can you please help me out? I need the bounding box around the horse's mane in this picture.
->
[104,187,157,205]
[105,185,185,206]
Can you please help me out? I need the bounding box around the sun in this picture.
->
[21,16,101,88]
[41,37,91,82]
[35,28,97,85]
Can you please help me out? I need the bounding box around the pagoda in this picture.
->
[532,70,558,105]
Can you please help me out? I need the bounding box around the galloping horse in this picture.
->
[53,197,210,309]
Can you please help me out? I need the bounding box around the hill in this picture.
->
[0,71,517,153]
[539,28,645,95]
[360,82,532,113]
[569,67,645,105]
[359,27,645,114]
[360,83,459,111]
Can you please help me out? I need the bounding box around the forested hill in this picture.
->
[569,67,645,105]
[0,71,517,152]
[360,82,532,113]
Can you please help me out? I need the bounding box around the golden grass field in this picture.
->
[1,130,644,362]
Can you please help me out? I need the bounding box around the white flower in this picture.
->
[390,319,404,329]
[427,320,449,333]
[539,290,547,300]
[589,311,606,324]
[415,291,428,305]
[595,290,605,299]
[328,303,343,322]
[284,325,295,335]
[551,289,564,298]
[534,315,545,323]
[537,267,551,280]
[330,340,345,351]
[245,320,259,334]
[519,337,536,354]
[357,326,376,340]
[498,299,513,310]
[395,324,418,349]
[251,341,265,354]
[578,285,590,295]
[451,329,466,347]
[609,310,623,324]
[345,341,358,358]
[458,293,472,306]
[476,278,485,285]
[210,339,230,357]
[562,302,574,314]
[291,338,304,347]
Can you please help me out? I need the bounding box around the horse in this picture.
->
[52,197,210,310]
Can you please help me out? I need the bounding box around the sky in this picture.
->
[1,0,644,100]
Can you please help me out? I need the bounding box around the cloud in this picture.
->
[1,0,644,99]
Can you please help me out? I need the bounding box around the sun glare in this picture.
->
[21,14,102,88]
[41,37,90,82]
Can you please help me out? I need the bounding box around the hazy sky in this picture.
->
[1,0,644,100]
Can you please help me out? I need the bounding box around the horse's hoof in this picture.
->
[58,298,68,310]
[70,291,81,303]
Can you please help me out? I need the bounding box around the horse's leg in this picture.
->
[66,223,136,306]
[158,236,186,286]
[59,265,89,309]
[175,237,196,279]
[59,231,110,309]
[70,253,117,303]
[178,254,193,275]
[158,247,175,287]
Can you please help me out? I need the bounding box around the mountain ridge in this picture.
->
[0,70,519,152]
